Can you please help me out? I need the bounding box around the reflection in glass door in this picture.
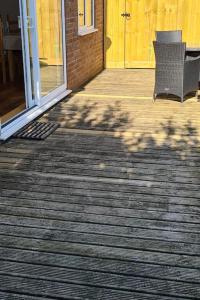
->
[36,0,65,97]
[0,0,66,119]
[0,0,66,138]
[0,0,29,124]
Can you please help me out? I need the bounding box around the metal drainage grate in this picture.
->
[13,121,60,140]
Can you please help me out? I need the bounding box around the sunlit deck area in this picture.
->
[0,69,200,299]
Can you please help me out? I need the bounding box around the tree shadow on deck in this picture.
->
[44,96,200,160]
[3,95,200,229]
[1,96,200,299]
[24,97,200,232]
[4,93,200,185]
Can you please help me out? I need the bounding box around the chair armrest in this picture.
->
[184,56,200,73]
[184,57,200,89]
[186,55,200,62]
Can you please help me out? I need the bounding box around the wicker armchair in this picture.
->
[153,42,200,102]
[156,30,182,43]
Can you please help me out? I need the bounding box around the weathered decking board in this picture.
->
[0,69,200,299]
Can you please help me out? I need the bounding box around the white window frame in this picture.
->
[78,0,97,36]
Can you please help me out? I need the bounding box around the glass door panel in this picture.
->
[86,0,93,27]
[0,0,28,124]
[36,0,65,97]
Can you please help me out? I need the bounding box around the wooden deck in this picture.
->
[0,69,200,299]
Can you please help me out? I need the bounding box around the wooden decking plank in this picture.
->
[1,155,200,185]
[43,120,200,132]
[1,182,199,214]
[0,165,198,193]
[0,211,200,244]
[2,188,200,210]
[0,292,50,300]
[47,109,200,120]
[0,197,200,225]
[6,136,200,157]
[0,274,181,300]
[1,171,200,200]
[1,163,199,188]
[3,139,200,159]
[0,261,200,299]
[0,145,198,176]
[1,208,200,234]
[1,206,200,235]
[0,223,200,256]
[1,156,200,184]
[5,125,200,143]
[1,194,200,220]
[1,151,198,167]
[21,96,200,105]
[1,151,200,167]
[43,119,200,132]
[1,190,200,214]
[2,186,200,208]
[1,166,200,195]
[2,147,200,164]
[56,106,197,115]
[45,112,200,122]
[0,235,200,269]
[1,247,200,284]
[2,127,199,151]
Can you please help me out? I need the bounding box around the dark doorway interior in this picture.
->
[0,0,26,125]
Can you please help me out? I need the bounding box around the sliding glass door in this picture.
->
[0,0,66,138]
[27,0,66,105]
[36,0,65,97]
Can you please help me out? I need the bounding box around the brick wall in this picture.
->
[65,0,104,90]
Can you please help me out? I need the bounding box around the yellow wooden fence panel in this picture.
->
[125,0,157,68]
[126,0,180,68]
[150,0,179,66]
[156,0,178,31]
[104,0,126,68]
[105,0,200,69]
[178,0,200,47]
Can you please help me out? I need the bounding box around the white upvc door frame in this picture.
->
[19,0,35,109]
[0,0,69,140]
[26,0,41,106]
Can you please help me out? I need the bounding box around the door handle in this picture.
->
[18,16,21,29]
[19,16,34,29]
[26,16,34,29]
[121,13,131,17]
[79,13,84,16]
